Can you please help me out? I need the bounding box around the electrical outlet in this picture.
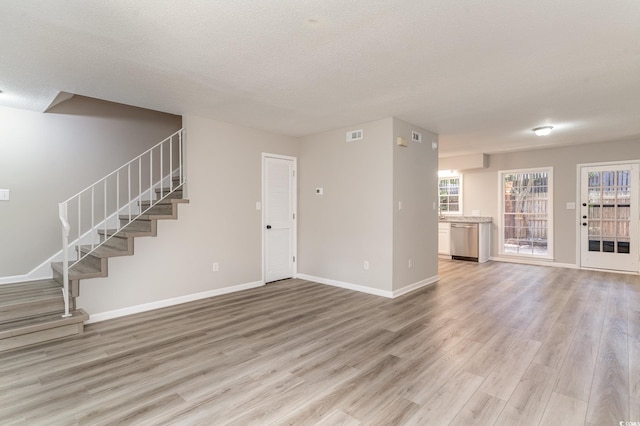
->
[398,201,403,210]
[363,260,369,270]
[408,258,413,269]
[212,262,219,272]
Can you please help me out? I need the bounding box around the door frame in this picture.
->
[575,159,640,272]
[261,152,297,284]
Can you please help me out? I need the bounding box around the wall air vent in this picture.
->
[412,131,422,143]
[346,129,363,142]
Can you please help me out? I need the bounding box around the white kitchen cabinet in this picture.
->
[438,222,451,255]
[478,222,491,263]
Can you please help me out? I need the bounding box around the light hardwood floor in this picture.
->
[0,259,638,425]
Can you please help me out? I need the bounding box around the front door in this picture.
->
[263,154,296,283]
[580,163,639,272]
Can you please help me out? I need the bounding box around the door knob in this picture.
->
[266,225,272,229]
[582,203,587,207]
[582,223,587,226]
[582,215,587,219]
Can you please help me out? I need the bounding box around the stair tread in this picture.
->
[79,244,131,258]
[97,228,154,238]
[119,214,174,221]
[0,280,65,325]
[0,309,88,337]
[140,198,189,206]
[0,280,62,305]
[155,183,184,190]
[52,261,104,279]
[0,291,61,308]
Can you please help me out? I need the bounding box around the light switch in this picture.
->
[0,189,9,201]
[315,188,324,195]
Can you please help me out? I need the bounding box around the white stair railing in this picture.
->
[58,129,185,317]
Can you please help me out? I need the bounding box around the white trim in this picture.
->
[438,173,463,215]
[577,159,640,168]
[262,153,298,283]
[297,273,393,298]
[296,273,440,299]
[576,160,640,273]
[0,254,58,284]
[86,280,265,324]
[489,256,577,269]
[391,275,440,298]
[0,170,179,285]
[578,266,640,276]
[497,166,554,259]
[0,207,127,285]
[575,164,582,269]
[490,255,640,276]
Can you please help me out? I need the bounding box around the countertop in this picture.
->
[439,216,492,223]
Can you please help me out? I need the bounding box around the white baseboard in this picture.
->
[392,275,440,298]
[297,273,394,298]
[86,280,264,324]
[297,273,440,299]
[0,253,59,285]
[489,256,578,269]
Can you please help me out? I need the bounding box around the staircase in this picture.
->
[0,130,187,352]
[51,181,188,299]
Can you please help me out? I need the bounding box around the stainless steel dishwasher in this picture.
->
[450,222,479,261]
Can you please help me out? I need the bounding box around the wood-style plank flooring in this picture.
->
[1,259,638,425]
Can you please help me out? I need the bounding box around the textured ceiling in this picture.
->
[1,0,639,157]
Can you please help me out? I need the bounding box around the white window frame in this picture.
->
[498,167,554,260]
[438,172,463,215]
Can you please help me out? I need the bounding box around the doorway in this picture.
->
[579,162,639,272]
[262,153,297,283]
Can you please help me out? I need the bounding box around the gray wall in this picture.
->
[0,97,181,277]
[77,114,299,314]
[392,118,439,290]
[298,118,394,291]
[3,103,440,315]
[461,139,640,264]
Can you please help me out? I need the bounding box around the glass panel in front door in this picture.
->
[586,169,631,254]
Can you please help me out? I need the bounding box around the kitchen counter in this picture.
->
[439,216,492,223]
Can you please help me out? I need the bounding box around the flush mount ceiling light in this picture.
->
[532,125,554,136]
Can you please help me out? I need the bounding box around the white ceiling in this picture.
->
[1,0,639,157]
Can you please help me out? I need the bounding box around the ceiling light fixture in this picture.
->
[532,125,553,136]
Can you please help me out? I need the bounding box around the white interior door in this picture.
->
[263,154,296,283]
[580,163,639,272]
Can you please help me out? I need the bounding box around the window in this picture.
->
[439,173,462,215]
[499,168,553,258]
